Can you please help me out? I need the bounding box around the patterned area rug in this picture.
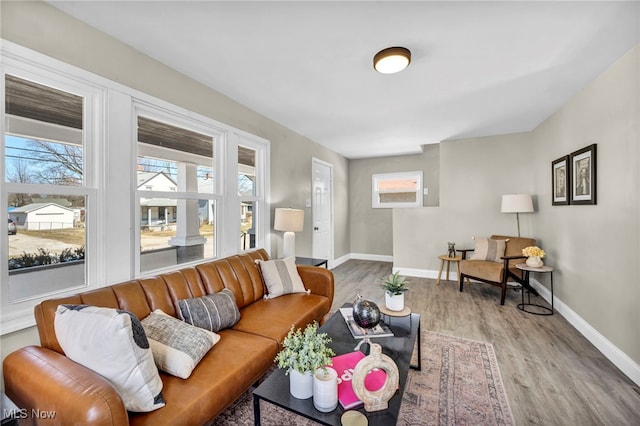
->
[212,331,514,426]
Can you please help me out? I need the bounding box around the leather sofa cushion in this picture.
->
[128,329,278,426]
[233,293,331,346]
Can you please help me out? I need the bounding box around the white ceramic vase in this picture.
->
[385,292,404,311]
[289,369,313,399]
[313,367,338,412]
[526,256,544,268]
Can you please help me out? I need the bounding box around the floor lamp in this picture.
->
[274,208,304,258]
[501,194,533,237]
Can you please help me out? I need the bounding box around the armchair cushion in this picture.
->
[469,237,506,263]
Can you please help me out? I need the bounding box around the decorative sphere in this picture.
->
[352,296,381,329]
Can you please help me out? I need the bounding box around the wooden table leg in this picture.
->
[445,260,451,281]
[436,259,444,285]
[455,260,460,283]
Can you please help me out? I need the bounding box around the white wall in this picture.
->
[393,45,640,382]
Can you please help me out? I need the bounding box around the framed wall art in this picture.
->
[552,155,570,205]
[570,144,597,205]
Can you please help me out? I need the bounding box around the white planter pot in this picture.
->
[385,292,404,312]
[526,256,544,268]
[289,369,313,399]
[313,367,338,412]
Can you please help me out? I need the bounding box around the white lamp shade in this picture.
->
[501,194,534,213]
[274,208,304,232]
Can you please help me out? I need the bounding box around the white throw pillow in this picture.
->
[256,257,308,299]
[142,309,220,379]
[470,237,507,263]
[54,305,165,412]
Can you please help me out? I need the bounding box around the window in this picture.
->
[1,42,269,333]
[136,113,218,273]
[3,74,98,305]
[372,171,423,208]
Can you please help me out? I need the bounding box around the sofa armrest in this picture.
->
[297,266,334,305]
[3,346,129,426]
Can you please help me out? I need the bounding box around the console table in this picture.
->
[295,256,328,268]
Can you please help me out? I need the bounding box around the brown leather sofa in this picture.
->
[2,249,334,425]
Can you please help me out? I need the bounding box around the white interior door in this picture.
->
[312,158,332,262]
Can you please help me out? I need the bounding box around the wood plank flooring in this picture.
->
[330,260,640,425]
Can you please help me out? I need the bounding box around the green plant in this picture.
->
[380,272,410,296]
[274,322,335,374]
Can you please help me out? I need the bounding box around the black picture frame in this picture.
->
[552,155,570,205]
[570,144,597,205]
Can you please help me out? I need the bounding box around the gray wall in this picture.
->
[394,45,640,369]
[393,132,533,272]
[349,144,440,257]
[0,0,350,379]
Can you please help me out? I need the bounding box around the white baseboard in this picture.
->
[331,253,393,269]
[529,279,640,386]
[349,253,394,263]
[390,265,640,387]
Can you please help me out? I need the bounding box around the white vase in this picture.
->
[289,369,313,399]
[385,292,404,311]
[526,256,544,268]
[313,367,338,412]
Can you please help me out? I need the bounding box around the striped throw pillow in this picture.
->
[177,289,241,332]
[470,237,506,263]
[256,257,308,299]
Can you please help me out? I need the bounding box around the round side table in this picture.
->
[436,255,462,285]
[515,263,554,315]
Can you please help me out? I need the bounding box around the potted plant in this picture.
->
[274,322,335,399]
[381,272,410,311]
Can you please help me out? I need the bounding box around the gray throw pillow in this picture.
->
[177,288,241,332]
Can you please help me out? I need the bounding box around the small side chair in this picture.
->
[457,235,535,305]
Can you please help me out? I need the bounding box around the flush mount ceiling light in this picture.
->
[373,47,411,74]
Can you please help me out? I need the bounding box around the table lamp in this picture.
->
[501,194,533,237]
[274,208,304,258]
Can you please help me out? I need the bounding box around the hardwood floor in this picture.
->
[330,260,640,425]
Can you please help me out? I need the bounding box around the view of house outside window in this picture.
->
[136,115,217,272]
[4,75,89,301]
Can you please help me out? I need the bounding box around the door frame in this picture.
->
[311,157,334,267]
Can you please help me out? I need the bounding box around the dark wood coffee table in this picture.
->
[253,304,421,425]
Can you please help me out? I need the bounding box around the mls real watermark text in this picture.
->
[3,408,57,420]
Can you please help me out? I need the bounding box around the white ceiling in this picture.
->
[49,1,639,159]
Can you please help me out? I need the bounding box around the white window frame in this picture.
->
[1,45,105,334]
[0,40,270,334]
[133,102,224,275]
[372,171,423,208]
[234,135,269,253]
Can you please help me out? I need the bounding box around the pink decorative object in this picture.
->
[331,351,387,410]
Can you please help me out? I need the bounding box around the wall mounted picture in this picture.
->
[570,144,597,205]
[552,155,570,205]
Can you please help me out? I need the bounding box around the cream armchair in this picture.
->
[457,235,535,305]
